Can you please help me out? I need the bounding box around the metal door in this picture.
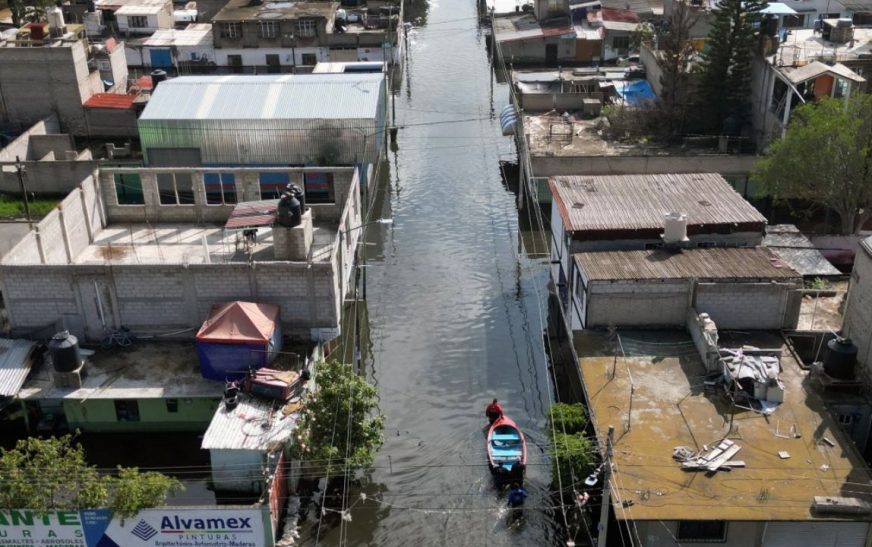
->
[545,43,558,63]
[149,48,173,68]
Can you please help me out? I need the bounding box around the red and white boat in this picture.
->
[486,415,527,484]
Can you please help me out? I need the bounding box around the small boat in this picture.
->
[487,415,527,483]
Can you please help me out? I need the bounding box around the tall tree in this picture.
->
[699,0,764,134]
[656,1,700,140]
[754,95,872,235]
[294,361,385,476]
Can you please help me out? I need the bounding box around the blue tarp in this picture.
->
[196,341,275,381]
[614,80,656,106]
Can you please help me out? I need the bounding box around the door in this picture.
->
[545,43,558,63]
[149,48,173,68]
[265,54,280,73]
[75,276,117,341]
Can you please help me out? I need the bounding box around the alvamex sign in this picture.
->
[160,515,253,531]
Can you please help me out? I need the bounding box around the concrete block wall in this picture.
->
[843,246,872,388]
[586,280,691,328]
[0,41,92,134]
[2,173,103,266]
[0,268,80,330]
[531,153,759,178]
[694,282,801,330]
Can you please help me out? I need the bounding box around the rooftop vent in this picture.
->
[662,212,689,246]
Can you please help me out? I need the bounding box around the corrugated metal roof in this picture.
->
[764,225,840,277]
[575,247,801,281]
[201,394,299,451]
[140,74,384,121]
[784,61,866,85]
[0,339,36,397]
[549,173,767,234]
[84,93,137,110]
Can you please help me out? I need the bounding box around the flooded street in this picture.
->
[303,0,562,544]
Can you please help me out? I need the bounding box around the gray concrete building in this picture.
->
[842,236,872,387]
[0,26,128,135]
[0,164,365,343]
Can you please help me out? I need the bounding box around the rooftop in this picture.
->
[115,3,166,14]
[486,0,533,16]
[773,26,872,67]
[143,24,213,47]
[20,342,222,400]
[577,330,872,522]
[139,74,384,121]
[493,13,575,43]
[600,7,640,31]
[574,247,801,281]
[764,224,841,277]
[201,393,300,451]
[70,223,337,266]
[84,93,138,110]
[212,0,337,22]
[0,339,37,398]
[780,60,866,85]
[94,0,169,9]
[549,173,767,234]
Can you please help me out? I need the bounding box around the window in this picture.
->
[676,521,727,542]
[204,172,237,205]
[612,36,630,50]
[259,172,290,199]
[114,400,140,422]
[128,15,148,28]
[114,173,144,205]
[156,172,195,205]
[303,172,335,204]
[301,53,317,65]
[782,13,805,28]
[165,399,179,413]
[259,20,279,39]
[295,19,316,37]
[221,22,242,39]
[266,53,280,73]
[834,78,849,99]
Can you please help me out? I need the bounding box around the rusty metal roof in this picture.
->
[575,247,801,281]
[549,173,767,234]
[84,93,137,110]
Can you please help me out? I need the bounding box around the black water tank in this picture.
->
[150,69,167,87]
[276,191,302,227]
[49,331,81,373]
[824,337,858,380]
[288,183,306,214]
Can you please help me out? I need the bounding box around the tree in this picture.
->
[109,467,184,518]
[754,95,872,235]
[698,0,764,134]
[0,435,182,515]
[294,361,385,476]
[655,1,700,140]
[546,403,595,494]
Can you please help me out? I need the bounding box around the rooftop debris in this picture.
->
[674,440,744,472]
[812,496,872,516]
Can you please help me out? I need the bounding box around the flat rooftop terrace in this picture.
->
[774,26,872,66]
[576,330,872,522]
[20,342,222,400]
[525,114,725,157]
[69,222,338,265]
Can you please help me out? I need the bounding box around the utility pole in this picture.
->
[15,156,32,228]
[597,425,615,547]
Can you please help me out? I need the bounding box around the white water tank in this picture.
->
[48,7,65,37]
[662,212,689,244]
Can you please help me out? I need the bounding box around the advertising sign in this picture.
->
[0,508,265,547]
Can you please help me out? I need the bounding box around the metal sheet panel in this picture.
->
[201,394,298,450]
[0,339,36,397]
[764,522,868,547]
[549,173,768,234]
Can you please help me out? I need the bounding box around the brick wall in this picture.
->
[586,280,691,328]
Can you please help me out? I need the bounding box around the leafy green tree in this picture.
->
[699,0,764,134]
[754,95,872,235]
[109,467,183,518]
[0,435,107,512]
[294,361,385,476]
[546,404,595,493]
[0,435,182,516]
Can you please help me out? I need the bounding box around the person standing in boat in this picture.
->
[485,398,504,424]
